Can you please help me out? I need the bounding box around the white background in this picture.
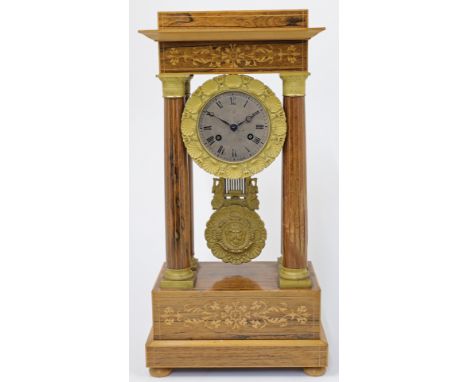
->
[130,1,338,381]
[1,1,468,382]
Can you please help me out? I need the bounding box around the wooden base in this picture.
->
[146,327,328,370]
[146,261,328,374]
[149,367,326,378]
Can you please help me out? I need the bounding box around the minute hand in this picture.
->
[236,110,260,127]
[207,112,231,127]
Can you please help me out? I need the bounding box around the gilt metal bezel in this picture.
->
[181,74,287,178]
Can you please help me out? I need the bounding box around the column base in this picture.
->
[279,264,312,289]
[160,267,196,289]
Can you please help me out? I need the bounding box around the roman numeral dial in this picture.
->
[198,91,270,163]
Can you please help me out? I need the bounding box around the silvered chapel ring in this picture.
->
[205,205,266,264]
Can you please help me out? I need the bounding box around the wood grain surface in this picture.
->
[159,40,307,74]
[146,326,328,369]
[138,9,327,74]
[151,262,321,340]
[158,10,308,29]
[184,95,195,262]
[163,98,192,270]
[282,96,308,269]
[141,27,323,42]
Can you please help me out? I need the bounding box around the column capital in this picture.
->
[157,73,193,98]
[279,71,310,96]
[185,75,193,97]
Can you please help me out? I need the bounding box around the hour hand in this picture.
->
[236,110,260,127]
[206,111,231,127]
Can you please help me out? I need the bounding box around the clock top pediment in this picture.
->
[139,9,324,74]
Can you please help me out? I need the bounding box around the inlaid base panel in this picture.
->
[146,261,328,374]
[152,261,322,340]
[146,326,328,370]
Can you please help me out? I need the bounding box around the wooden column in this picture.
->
[158,73,195,289]
[279,72,312,289]
[184,79,198,271]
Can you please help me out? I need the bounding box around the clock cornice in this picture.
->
[138,27,325,43]
[138,9,324,74]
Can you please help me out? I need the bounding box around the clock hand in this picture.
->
[206,111,231,127]
[236,110,260,128]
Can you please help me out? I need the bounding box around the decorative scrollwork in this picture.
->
[181,74,287,178]
[160,301,310,330]
[165,44,302,69]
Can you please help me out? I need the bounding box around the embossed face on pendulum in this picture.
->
[198,91,270,163]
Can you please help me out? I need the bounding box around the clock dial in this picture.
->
[181,74,287,178]
[198,91,270,163]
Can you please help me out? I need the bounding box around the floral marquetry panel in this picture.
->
[161,301,312,330]
[151,261,322,340]
[159,41,308,74]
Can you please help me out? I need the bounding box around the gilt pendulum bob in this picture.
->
[181,74,286,264]
[206,177,266,264]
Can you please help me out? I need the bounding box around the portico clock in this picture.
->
[139,9,328,378]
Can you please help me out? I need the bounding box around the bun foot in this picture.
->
[149,368,172,378]
[304,367,326,376]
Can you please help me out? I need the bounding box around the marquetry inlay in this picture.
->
[159,41,307,73]
[160,300,311,330]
